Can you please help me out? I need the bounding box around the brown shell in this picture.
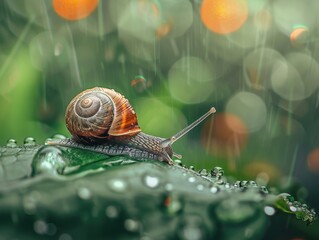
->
[102,88,141,136]
[65,87,141,141]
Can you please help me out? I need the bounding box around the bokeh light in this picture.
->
[225,92,267,132]
[280,117,305,137]
[159,0,193,38]
[135,97,186,138]
[202,32,247,63]
[73,1,115,37]
[244,48,284,90]
[245,161,281,183]
[290,26,310,49]
[29,31,68,72]
[53,0,99,21]
[271,52,319,101]
[168,56,215,104]
[117,0,162,43]
[202,113,247,158]
[277,99,309,118]
[224,17,267,49]
[273,0,315,36]
[117,0,193,44]
[307,148,319,173]
[131,75,152,93]
[253,9,272,31]
[200,0,248,34]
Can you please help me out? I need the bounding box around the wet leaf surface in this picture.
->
[0,145,317,240]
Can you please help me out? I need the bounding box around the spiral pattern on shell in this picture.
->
[65,87,141,141]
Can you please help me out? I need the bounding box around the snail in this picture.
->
[48,87,216,164]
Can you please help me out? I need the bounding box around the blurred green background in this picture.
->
[0,0,318,216]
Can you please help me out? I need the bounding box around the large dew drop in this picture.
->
[31,146,66,176]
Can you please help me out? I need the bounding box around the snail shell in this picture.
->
[66,87,141,142]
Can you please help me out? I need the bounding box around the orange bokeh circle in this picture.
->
[307,148,319,173]
[200,0,248,34]
[201,113,248,157]
[53,0,99,21]
[290,27,309,49]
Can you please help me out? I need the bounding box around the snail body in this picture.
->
[49,87,215,164]
[55,132,172,163]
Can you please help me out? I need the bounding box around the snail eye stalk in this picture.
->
[161,107,216,148]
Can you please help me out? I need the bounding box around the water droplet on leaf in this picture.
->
[52,134,67,141]
[77,187,92,200]
[143,175,160,188]
[124,219,140,232]
[24,137,36,146]
[6,139,17,148]
[174,159,183,166]
[188,177,196,183]
[211,167,224,179]
[264,206,276,216]
[210,186,219,194]
[105,205,119,218]
[44,138,53,145]
[260,186,269,194]
[165,183,174,191]
[199,169,208,176]
[31,146,66,175]
[109,179,127,192]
